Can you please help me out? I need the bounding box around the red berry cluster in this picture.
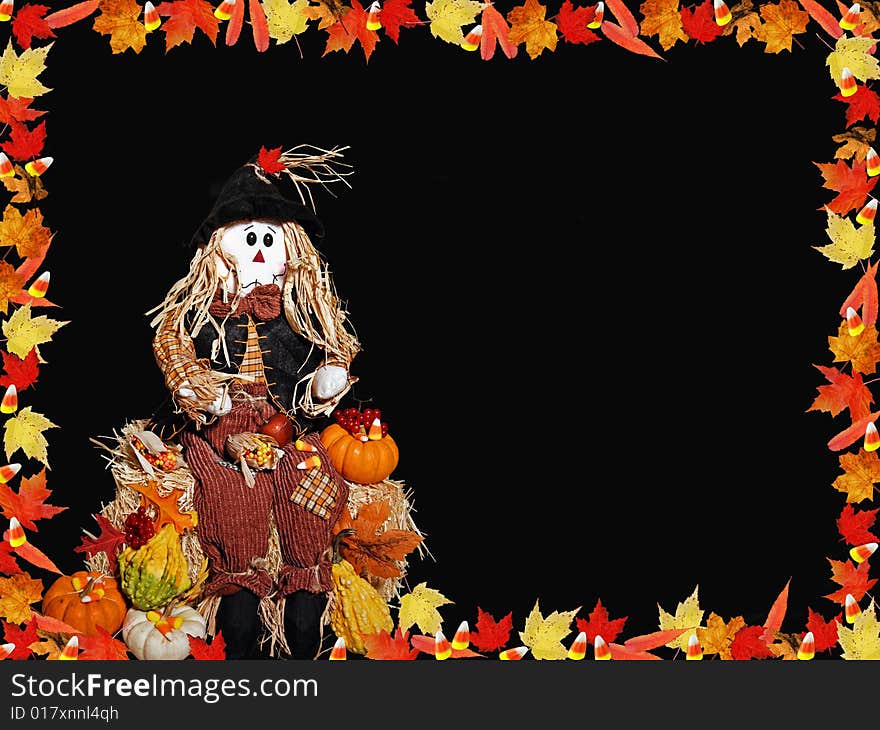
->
[334,407,389,437]
[123,506,156,549]
[131,437,178,471]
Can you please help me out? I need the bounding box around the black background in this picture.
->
[18,10,859,646]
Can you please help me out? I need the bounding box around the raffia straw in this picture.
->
[250,144,353,211]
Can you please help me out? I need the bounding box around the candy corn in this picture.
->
[25,157,52,176]
[296,456,321,470]
[7,517,25,548]
[59,635,78,660]
[368,417,383,440]
[144,1,161,31]
[366,1,382,30]
[714,0,731,25]
[294,439,317,452]
[0,643,15,659]
[840,67,858,98]
[850,541,878,563]
[868,147,880,177]
[435,630,452,660]
[686,633,703,660]
[588,1,603,27]
[498,646,529,660]
[797,631,815,661]
[567,631,587,660]
[845,593,861,623]
[0,463,21,484]
[865,421,880,451]
[857,198,878,226]
[594,635,611,660]
[0,152,12,178]
[1,385,16,414]
[452,620,469,650]
[462,24,482,51]
[0,0,12,22]
[28,271,50,299]
[847,306,865,337]
[840,2,860,30]
[329,636,347,660]
[214,0,235,20]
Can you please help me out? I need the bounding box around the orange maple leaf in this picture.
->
[334,500,422,578]
[0,204,51,260]
[808,365,874,419]
[323,1,379,61]
[0,468,66,532]
[825,558,878,604]
[507,0,558,59]
[0,263,25,316]
[78,626,130,660]
[755,0,808,53]
[816,159,879,215]
[305,2,341,29]
[131,481,197,533]
[639,0,686,50]
[156,0,220,50]
[0,165,48,206]
[92,0,147,54]
[833,449,880,503]
[363,627,419,659]
[829,321,880,374]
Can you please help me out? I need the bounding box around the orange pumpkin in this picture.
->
[42,572,127,637]
[320,424,399,484]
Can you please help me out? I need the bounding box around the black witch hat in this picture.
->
[190,145,351,248]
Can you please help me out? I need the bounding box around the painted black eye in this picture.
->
[246,231,257,246]
[263,232,274,247]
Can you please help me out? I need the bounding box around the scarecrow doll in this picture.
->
[148,146,360,659]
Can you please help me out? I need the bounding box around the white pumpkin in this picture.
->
[122,605,207,660]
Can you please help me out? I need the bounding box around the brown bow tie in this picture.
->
[209,283,282,321]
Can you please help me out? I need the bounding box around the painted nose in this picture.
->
[252,249,265,263]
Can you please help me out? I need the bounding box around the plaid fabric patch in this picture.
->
[153,320,199,394]
[290,465,338,520]
[237,317,267,384]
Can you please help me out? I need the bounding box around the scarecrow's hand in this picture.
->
[177,384,233,416]
[312,365,348,400]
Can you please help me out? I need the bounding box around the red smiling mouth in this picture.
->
[252,249,265,263]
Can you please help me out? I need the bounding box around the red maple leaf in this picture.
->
[575,598,628,644]
[3,619,38,659]
[825,558,878,604]
[469,607,513,652]
[73,514,126,573]
[1,121,47,162]
[381,0,420,43]
[156,0,220,50]
[0,541,20,575]
[730,625,774,660]
[324,1,379,62]
[837,503,879,545]
[363,628,418,659]
[0,350,40,392]
[11,5,55,50]
[557,0,600,44]
[816,159,879,215]
[78,626,130,660]
[189,631,226,660]
[0,96,45,126]
[257,146,285,174]
[840,260,879,330]
[480,3,519,58]
[680,0,723,42]
[0,469,66,532]
[805,607,841,653]
[410,634,483,658]
[808,365,874,420]
[834,86,880,128]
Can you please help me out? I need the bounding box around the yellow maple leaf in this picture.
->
[264,0,310,42]
[0,572,43,624]
[0,165,48,205]
[518,599,580,660]
[658,585,704,650]
[755,0,808,53]
[829,322,880,375]
[722,0,761,46]
[0,204,51,260]
[827,36,880,85]
[397,583,452,635]
[93,0,147,54]
[0,263,24,316]
[814,209,875,270]
[0,41,52,99]
[4,406,58,466]
[425,0,482,44]
[2,303,67,358]
[834,448,880,503]
[507,0,558,59]
[833,126,876,162]
[639,0,687,51]
[837,601,880,659]
[697,612,745,659]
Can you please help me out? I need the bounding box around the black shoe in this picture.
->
[215,590,261,660]
[283,590,327,660]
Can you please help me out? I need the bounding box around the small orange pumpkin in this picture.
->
[320,424,399,484]
[42,572,127,637]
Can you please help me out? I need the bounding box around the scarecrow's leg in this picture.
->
[283,591,327,660]
[216,589,261,659]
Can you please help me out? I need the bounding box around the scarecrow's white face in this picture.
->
[216,220,287,294]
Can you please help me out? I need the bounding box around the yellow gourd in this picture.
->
[329,530,393,654]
